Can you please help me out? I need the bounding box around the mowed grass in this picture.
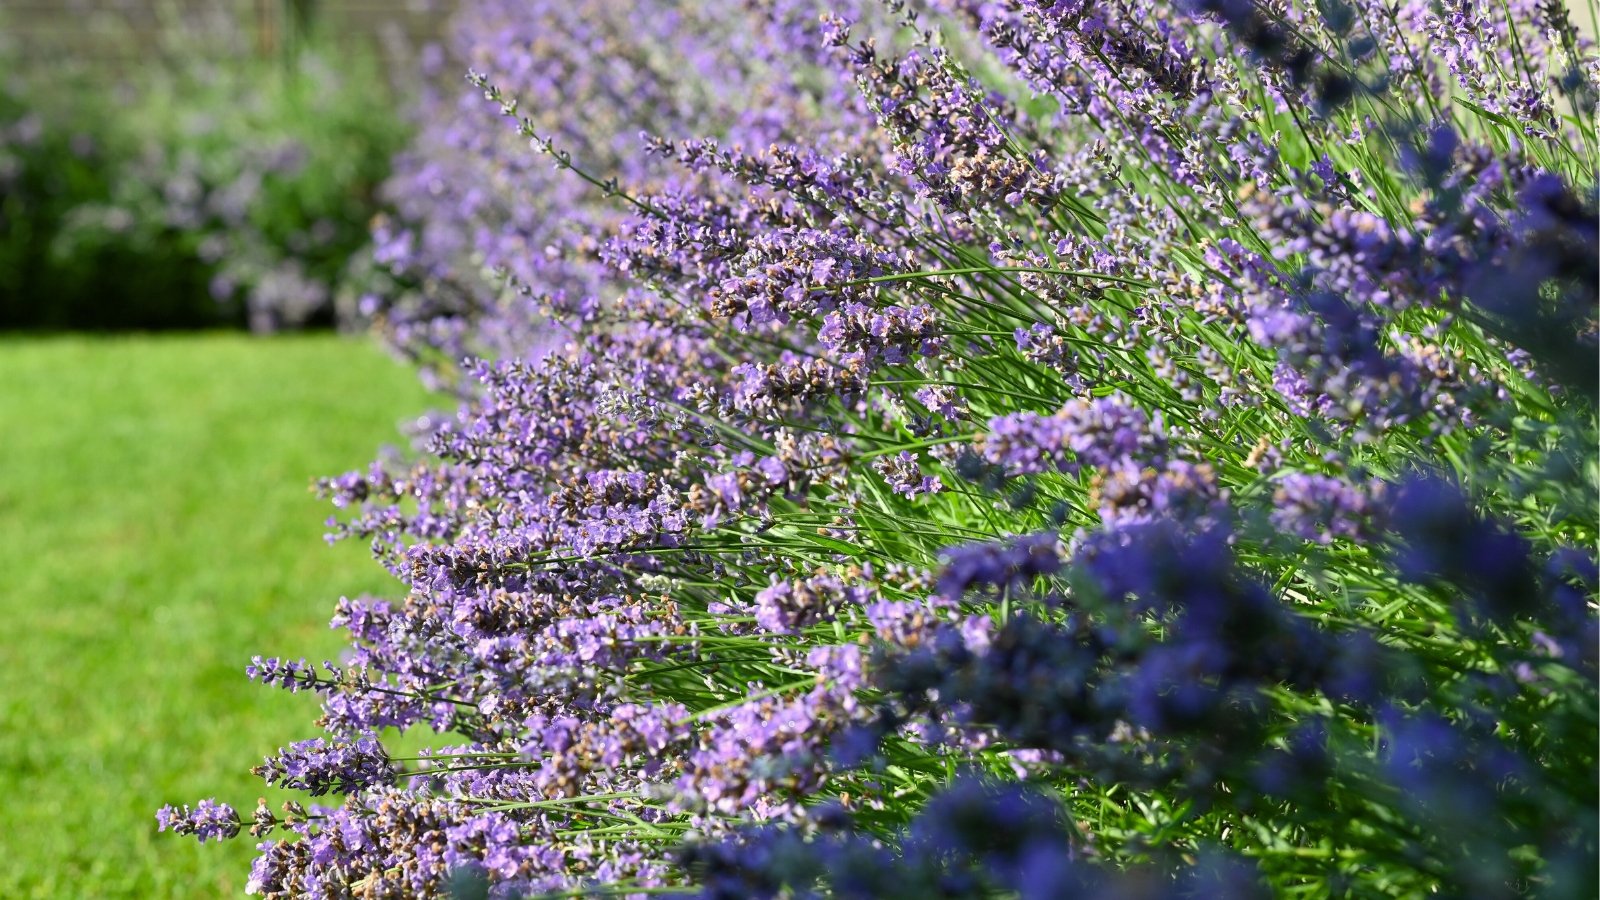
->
[0,334,433,898]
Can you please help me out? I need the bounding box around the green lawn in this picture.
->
[0,334,433,898]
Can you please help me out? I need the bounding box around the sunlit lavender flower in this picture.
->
[253,733,397,796]
[156,800,240,843]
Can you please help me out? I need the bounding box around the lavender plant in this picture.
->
[0,18,406,331]
[0,69,218,329]
[162,0,1598,896]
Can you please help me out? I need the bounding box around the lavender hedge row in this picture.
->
[161,0,1598,897]
[0,28,403,331]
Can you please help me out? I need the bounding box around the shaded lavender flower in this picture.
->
[900,521,1380,754]
[677,822,872,900]
[1387,476,1538,625]
[1186,0,1354,109]
[1467,174,1599,400]
[1539,548,1600,672]
[1247,721,1334,802]
[679,775,1269,899]
[879,612,1119,751]
[934,532,1062,600]
[904,774,1079,888]
[1368,706,1587,895]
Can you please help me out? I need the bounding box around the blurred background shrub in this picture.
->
[0,0,426,332]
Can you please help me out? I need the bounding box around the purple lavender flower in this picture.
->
[156,799,241,843]
[1270,472,1384,544]
[1387,476,1539,625]
[678,775,1269,899]
[935,532,1062,600]
[872,451,943,499]
[245,656,317,691]
[982,395,1166,476]
[752,573,870,635]
[254,733,397,796]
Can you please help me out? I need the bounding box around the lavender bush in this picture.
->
[0,69,216,329]
[0,22,405,331]
[163,0,1597,896]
